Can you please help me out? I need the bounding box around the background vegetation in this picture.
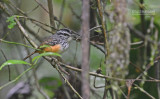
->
[0,0,160,99]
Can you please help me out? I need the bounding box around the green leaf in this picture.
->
[8,22,16,29]
[32,52,61,64]
[39,44,51,48]
[6,15,19,29]
[6,16,15,22]
[1,39,37,50]
[94,29,102,33]
[0,60,31,71]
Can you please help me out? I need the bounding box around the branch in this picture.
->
[58,0,66,28]
[69,4,81,21]
[97,0,109,58]
[32,68,50,99]
[15,18,50,99]
[13,13,82,98]
[59,62,160,82]
[47,0,55,30]
[127,24,154,44]
[0,48,11,81]
[81,0,90,98]
[34,0,49,13]
[14,18,38,48]
[96,0,110,98]
[44,57,83,99]
[9,2,65,31]
[134,84,156,99]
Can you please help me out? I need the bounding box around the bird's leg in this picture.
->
[56,56,63,62]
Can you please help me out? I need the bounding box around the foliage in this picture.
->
[0,0,160,99]
[0,52,60,91]
[6,15,19,29]
[32,52,61,64]
[0,60,31,71]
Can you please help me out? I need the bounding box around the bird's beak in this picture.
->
[71,30,81,41]
[72,33,81,41]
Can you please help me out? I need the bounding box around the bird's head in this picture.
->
[56,28,80,41]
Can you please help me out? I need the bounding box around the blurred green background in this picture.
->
[0,0,160,99]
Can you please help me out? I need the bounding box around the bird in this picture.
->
[23,28,79,60]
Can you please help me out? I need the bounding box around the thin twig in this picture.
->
[32,68,50,99]
[156,62,160,99]
[69,4,81,20]
[15,16,82,98]
[131,44,145,50]
[9,2,57,31]
[0,66,34,90]
[89,25,102,31]
[130,41,143,45]
[22,23,42,42]
[34,0,49,13]
[35,0,65,27]
[128,24,154,44]
[97,0,109,58]
[26,5,39,14]
[90,41,106,55]
[14,18,37,48]
[19,16,57,31]
[47,0,55,30]
[93,76,105,88]
[60,62,160,82]
[0,48,11,81]
[134,84,156,99]
[47,59,83,99]
[56,66,82,99]
[96,0,110,98]
[58,0,65,29]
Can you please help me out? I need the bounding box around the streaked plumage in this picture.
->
[23,28,78,60]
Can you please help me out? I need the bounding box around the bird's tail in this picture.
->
[23,51,36,60]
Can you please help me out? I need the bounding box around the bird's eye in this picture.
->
[63,33,70,36]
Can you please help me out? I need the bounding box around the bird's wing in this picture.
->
[41,35,60,46]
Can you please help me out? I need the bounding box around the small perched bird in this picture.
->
[23,28,79,60]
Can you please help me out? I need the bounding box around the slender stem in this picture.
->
[35,0,49,13]
[14,18,38,48]
[134,84,156,99]
[97,0,109,58]
[96,0,110,98]
[47,0,55,31]
[58,0,65,29]
[81,0,90,98]
[53,62,83,99]
[60,62,160,82]
[0,39,37,50]
[0,48,11,81]
[0,66,34,90]
[32,68,50,99]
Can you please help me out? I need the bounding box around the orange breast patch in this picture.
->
[43,44,61,53]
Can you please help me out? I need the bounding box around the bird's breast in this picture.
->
[43,44,62,53]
